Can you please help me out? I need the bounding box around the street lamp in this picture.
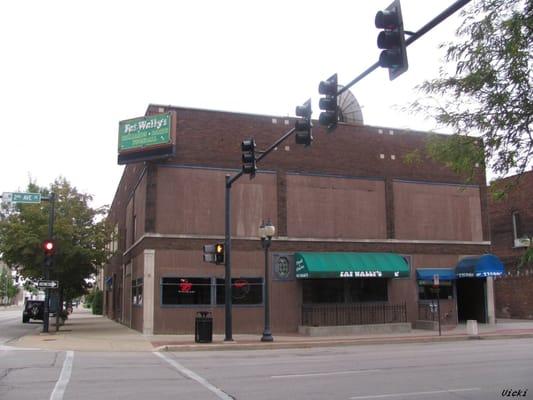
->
[258,219,275,342]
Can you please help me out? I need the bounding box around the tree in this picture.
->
[0,269,19,304]
[410,0,532,182]
[0,178,110,304]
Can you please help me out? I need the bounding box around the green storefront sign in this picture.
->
[118,113,171,152]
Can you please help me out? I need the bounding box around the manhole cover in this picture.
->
[43,339,57,342]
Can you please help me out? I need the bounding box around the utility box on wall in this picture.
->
[272,253,295,281]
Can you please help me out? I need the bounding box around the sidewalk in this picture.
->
[9,307,533,352]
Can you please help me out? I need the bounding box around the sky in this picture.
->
[0,0,466,209]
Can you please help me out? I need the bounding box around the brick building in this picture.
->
[103,104,503,335]
[490,171,533,319]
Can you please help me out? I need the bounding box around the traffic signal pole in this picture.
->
[42,193,55,333]
[224,127,296,341]
[338,0,471,96]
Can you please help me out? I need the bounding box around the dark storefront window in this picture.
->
[132,277,143,306]
[216,278,263,305]
[418,283,453,300]
[161,277,211,305]
[302,279,388,303]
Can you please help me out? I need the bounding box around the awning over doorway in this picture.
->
[455,254,504,278]
[295,252,409,279]
[416,268,456,281]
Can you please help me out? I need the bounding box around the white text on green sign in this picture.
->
[118,113,171,152]
[11,192,42,204]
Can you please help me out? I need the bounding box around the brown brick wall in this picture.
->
[490,171,533,320]
[490,171,533,262]
[149,105,486,186]
[495,276,533,319]
[104,105,492,328]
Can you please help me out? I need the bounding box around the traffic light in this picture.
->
[318,73,338,129]
[241,138,257,178]
[42,239,55,268]
[215,243,225,265]
[294,99,313,146]
[375,0,408,80]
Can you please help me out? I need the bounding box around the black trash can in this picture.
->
[195,311,213,343]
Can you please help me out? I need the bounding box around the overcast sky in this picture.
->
[0,0,464,208]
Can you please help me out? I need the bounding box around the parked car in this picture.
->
[22,300,45,323]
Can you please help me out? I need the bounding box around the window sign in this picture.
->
[161,277,210,305]
[216,278,263,305]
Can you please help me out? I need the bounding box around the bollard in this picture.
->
[466,319,478,336]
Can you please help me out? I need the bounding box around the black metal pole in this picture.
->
[224,175,233,341]
[261,237,273,342]
[256,128,296,164]
[42,192,55,333]
[338,0,472,96]
[223,126,296,341]
[437,289,442,336]
[404,0,472,48]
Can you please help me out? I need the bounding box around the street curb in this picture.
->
[155,333,533,352]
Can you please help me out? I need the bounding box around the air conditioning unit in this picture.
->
[514,238,531,248]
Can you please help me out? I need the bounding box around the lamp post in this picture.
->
[259,220,275,342]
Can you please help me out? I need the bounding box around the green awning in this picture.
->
[295,252,409,279]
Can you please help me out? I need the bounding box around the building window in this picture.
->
[132,215,137,245]
[161,277,211,305]
[418,282,453,300]
[132,278,143,306]
[215,278,263,305]
[111,224,119,253]
[302,279,388,304]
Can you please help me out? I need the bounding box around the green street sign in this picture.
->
[3,192,42,204]
[118,113,171,152]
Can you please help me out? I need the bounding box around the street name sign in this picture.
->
[37,280,59,289]
[118,113,171,152]
[1,192,41,204]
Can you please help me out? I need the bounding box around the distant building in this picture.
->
[490,171,533,319]
[104,104,503,335]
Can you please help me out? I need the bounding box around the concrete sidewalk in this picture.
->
[9,307,533,352]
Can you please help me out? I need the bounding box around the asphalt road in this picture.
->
[1,331,532,400]
[0,309,41,346]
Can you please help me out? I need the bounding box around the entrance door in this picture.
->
[456,278,486,323]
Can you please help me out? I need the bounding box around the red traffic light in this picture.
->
[42,239,55,256]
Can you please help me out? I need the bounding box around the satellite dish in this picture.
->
[337,86,364,125]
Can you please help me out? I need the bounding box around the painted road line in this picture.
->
[271,369,381,379]
[349,387,481,399]
[50,350,74,400]
[154,352,234,400]
[0,345,40,351]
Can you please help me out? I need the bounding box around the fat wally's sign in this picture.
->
[118,113,171,152]
[118,113,175,164]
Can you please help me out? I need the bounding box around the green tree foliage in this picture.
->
[0,269,19,304]
[0,178,110,301]
[411,0,532,180]
[91,289,103,315]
